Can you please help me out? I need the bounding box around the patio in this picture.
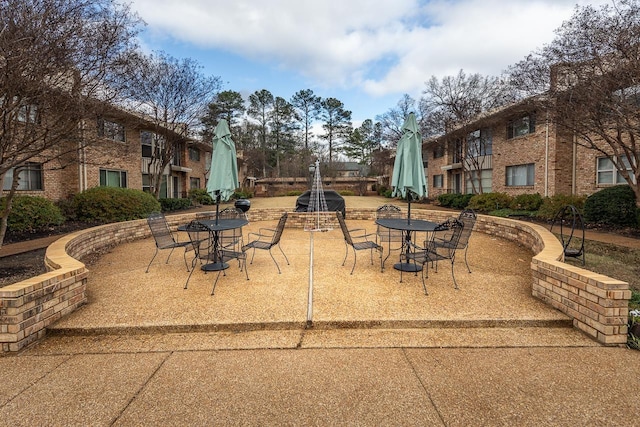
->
[45,204,593,348]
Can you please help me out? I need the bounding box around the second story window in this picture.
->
[507,114,536,139]
[141,131,165,158]
[467,129,492,157]
[433,142,444,159]
[189,147,201,162]
[98,119,125,142]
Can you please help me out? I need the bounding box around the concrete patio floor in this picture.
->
[2,197,639,426]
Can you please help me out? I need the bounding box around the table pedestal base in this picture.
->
[394,262,422,272]
[201,262,229,272]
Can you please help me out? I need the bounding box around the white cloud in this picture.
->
[130,0,613,101]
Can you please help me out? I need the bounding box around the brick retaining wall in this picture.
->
[0,208,631,352]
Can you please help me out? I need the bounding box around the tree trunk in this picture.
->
[0,174,20,248]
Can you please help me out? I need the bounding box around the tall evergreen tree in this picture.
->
[319,98,352,165]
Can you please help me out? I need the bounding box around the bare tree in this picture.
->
[124,51,221,199]
[509,0,640,206]
[376,94,419,148]
[421,70,515,193]
[0,0,142,247]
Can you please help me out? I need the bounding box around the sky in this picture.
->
[128,0,611,125]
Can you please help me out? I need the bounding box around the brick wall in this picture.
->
[0,208,630,352]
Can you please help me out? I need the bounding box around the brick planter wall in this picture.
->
[0,207,631,352]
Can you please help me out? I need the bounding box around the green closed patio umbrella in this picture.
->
[206,119,239,223]
[391,112,427,223]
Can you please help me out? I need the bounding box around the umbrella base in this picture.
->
[201,262,229,272]
[394,262,422,272]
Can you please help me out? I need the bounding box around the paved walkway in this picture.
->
[0,198,639,425]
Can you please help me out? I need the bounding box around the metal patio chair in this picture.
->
[145,212,192,273]
[336,211,383,275]
[426,217,465,289]
[218,207,247,252]
[242,212,289,274]
[455,208,477,273]
[184,220,248,295]
[375,204,404,270]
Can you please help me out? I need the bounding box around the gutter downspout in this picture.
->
[572,133,577,195]
[544,111,549,197]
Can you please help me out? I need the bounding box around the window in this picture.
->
[507,114,536,139]
[466,170,492,194]
[506,164,535,186]
[100,169,127,188]
[141,131,165,158]
[189,147,200,162]
[143,174,167,198]
[597,156,636,185]
[98,119,125,142]
[433,174,443,188]
[433,142,444,159]
[2,163,43,190]
[17,103,39,123]
[467,129,492,157]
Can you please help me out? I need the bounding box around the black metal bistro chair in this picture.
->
[425,217,465,289]
[184,220,248,295]
[375,204,404,270]
[242,212,289,274]
[401,217,465,293]
[145,212,192,273]
[218,207,247,252]
[454,208,477,273]
[336,211,383,275]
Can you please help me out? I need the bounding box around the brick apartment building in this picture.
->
[1,108,218,203]
[422,96,635,200]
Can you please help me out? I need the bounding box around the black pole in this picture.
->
[215,191,221,225]
[407,192,411,225]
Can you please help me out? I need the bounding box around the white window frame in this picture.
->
[2,163,43,191]
[506,164,535,187]
[597,156,636,185]
[99,169,127,188]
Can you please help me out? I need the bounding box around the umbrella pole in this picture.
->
[215,191,220,225]
[407,194,411,225]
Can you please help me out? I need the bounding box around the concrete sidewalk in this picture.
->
[0,199,639,425]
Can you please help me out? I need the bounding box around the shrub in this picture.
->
[74,187,160,223]
[233,188,253,199]
[467,192,513,212]
[437,193,473,209]
[188,188,214,206]
[383,189,393,198]
[377,185,388,196]
[0,195,64,233]
[339,190,355,196]
[509,193,543,211]
[536,194,587,221]
[286,190,304,196]
[584,185,638,227]
[159,198,192,212]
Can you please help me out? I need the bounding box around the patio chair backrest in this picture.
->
[457,209,476,249]
[376,204,403,241]
[271,212,288,246]
[147,212,176,248]
[185,220,209,259]
[219,207,246,220]
[336,211,354,246]
[433,217,464,248]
